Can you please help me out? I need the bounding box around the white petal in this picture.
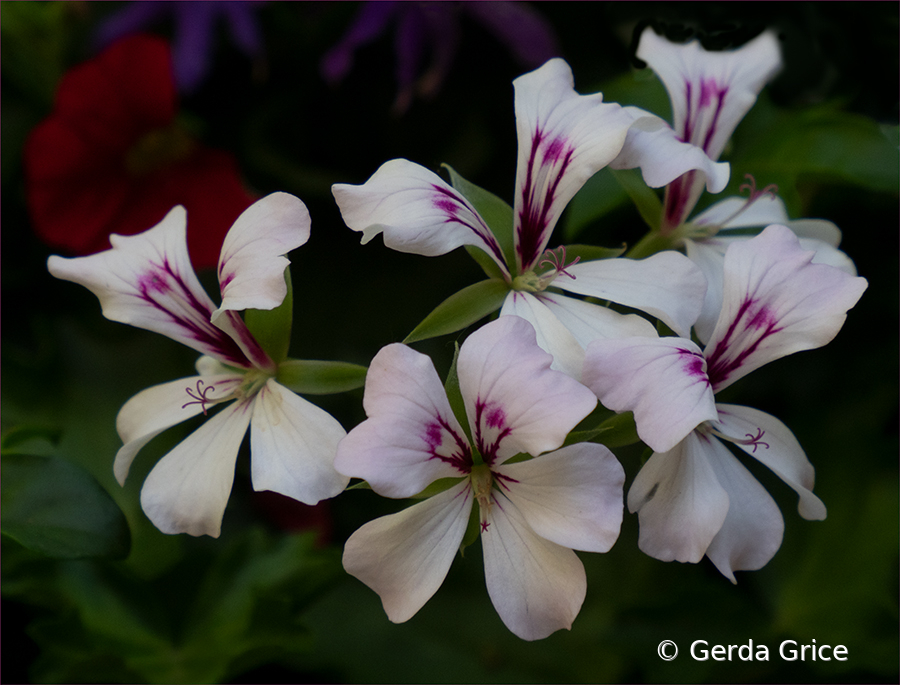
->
[684,237,727,345]
[512,58,636,271]
[540,291,659,346]
[714,404,826,520]
[332,159,510,277]
[114,374,242,485]
[140,398,254,537]
[610,109,730,192]
[556,251,707,338]
[627,432,730,563]
[583,336,718,453]
[692,193,790,229]
[457,316,596,464]
[342,481,472,623]
[704,225,868,392]
[334,343,472,498]
[213,192,311,319]
[47,206,254,369]
[482,489,587,640]
[637,28,782,162]
[704,444,784,582]
[494,442,624,553]
[500,291,585,379]
[250,380,349,504]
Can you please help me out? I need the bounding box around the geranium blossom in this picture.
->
[582,225,867,579]
[47,193,349,537]
[335,316,624,640]
[631,27,856,340]
[25,34,256,271]
[334,58,723,378]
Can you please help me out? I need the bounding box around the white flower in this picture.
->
[48,193,349,537]
[333,58,713,379]
[335,316,624,640]
[582,225,867,580]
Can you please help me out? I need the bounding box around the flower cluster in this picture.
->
[46,26,868,642]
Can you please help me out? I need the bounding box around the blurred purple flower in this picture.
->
[321,1,560,114]
[94,1,265,93]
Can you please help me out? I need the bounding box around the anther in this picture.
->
[537,245,580,280]
[739,173,779,202]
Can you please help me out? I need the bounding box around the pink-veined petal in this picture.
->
[500,291,585,379]
[610,109,730,192]
[703,225,867,392]
[114,373,242,485]
[334,343,472,498]
[47,206,253,369]
[494,442,624,553]
[714,404,826,520]
[627,431,730,563]
[140,397,254,537]
[250,379,349,504]
[703,440,784,582]
[482,487,586,640]
[554,251,707,338]
[342,481,472,623]
[332,159,510,277]
[512,58,636,272]
[213,192,311,318]
[457,316,596,465]
[583,336,718,453]
[638,28,782,162]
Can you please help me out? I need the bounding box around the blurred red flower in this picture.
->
[25,34,256,270]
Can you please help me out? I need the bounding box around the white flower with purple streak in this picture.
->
[335,316,624,641]
[333,57,723,379]
[582,225,867,580]
[48,193,349,537]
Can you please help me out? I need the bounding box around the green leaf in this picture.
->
[564,411,640,449]
[562,167,631,241]
[564,243,626,263]
[244,268,293,364]
[443,164,516,270]
[276,359,367,394]
[443,341,473,446]
[403,279,508,344]
[611,168,662,231]
[1,454,131,559]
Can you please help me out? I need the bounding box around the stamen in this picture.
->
[182,379,217,415]
[707,423,770,453]
[537,245,580,280]
[738,173,779,202]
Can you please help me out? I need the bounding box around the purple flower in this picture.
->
[94,1,265,93]
[321,1,560,113]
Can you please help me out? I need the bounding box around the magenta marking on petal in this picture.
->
[678,348,710,384]
[139,269,171,294]
[485,405,506,429]
[544,136,567,165]
[705,297,784,390]
[423,415,473,474]
[473,397,513,465]
[430,184,508,269]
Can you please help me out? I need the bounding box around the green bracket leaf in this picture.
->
[276,359,368,395]
[244,267,293,364]
[443,164,516,271]
[403,278,508,344]
[611,168,662,232]
[1,454,131,559]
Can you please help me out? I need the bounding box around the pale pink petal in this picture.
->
[512,58,636,271]
[703,441,784,582]
[494,442,624,553]
[140,398,254,537]
[114,373,242,485]
[457,316,596,465]
[714,404,826,520]
[583,336,718,453]
[250,380,349,504]
[610,109,729,192]
[334,343,472,498]
[47,207,254,369]
[554,251,707,338]
[684,237,728,345]
[692,193,790,229]
[539,291,658,346]
[213,192,311,318]
[627,431,730,562]
[342,481,472,623]
[500,291,585,379]
[704,225,867,392]
[482,488,586,640]
[332,159,509,277]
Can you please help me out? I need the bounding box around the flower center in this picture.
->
[181,378,229,415]
[126,123,196,176]
[511,246,580,292]
[470,464,495,532]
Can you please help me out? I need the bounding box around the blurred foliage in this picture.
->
[2,2,897,684]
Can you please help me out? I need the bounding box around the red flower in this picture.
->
[25,34,256,270]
